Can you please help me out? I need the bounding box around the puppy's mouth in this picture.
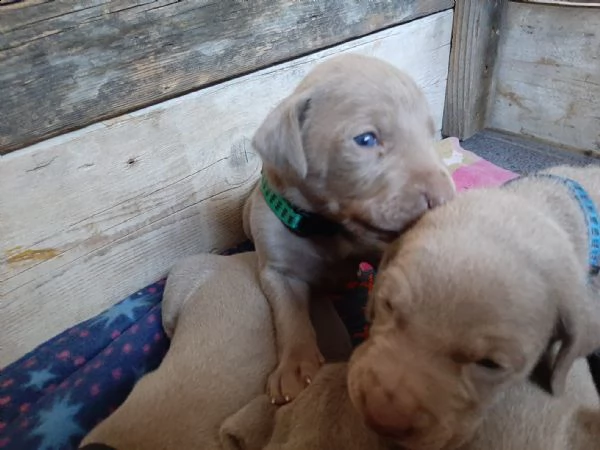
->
[351,218,401,242]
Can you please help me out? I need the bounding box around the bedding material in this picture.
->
[0,138,517,450]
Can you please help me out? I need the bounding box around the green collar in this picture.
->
[260,175,342,237]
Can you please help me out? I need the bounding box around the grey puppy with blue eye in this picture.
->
[243,53,455,404]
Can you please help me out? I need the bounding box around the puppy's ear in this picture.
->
[368,239,404,322]
[378,238,404,272]
[252,91,312,179]
[530,283,600,396]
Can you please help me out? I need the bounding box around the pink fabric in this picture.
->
[452,160,517,192]
[437,137,517,192]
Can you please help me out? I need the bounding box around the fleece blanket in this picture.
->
[0,138,517,450]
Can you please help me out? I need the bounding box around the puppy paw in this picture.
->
[267,347,324,405]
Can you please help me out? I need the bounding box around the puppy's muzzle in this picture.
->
[349,366,434,442]
[422,168,456,209]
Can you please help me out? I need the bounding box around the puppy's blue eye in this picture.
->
[353,132,379,148]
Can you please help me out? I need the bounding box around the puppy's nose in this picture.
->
[424,193,435,209]
[360,384,430,440]
[424,192,445,209]
[423,171,456,209]
[364,399,414,438]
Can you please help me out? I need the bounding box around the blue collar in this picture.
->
[504,173,600,276]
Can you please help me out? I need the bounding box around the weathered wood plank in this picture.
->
[0,11,454,367]
[518,0,600,6]
[442,0,506,140]
[488,2,600,154]
[0,0,454,155]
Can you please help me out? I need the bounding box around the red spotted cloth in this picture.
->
[0,282,169,450]
[332,262,376,347]
[0,240,255,450]
[0,242,373,450]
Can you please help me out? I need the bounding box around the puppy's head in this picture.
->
[347,197,600,450]
[253,54,455,245]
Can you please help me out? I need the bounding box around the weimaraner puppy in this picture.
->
[79,252,352,450]
[243,53,455,403]
[222,361,599,450]
[80,248,600,450]
[348,165,600,450]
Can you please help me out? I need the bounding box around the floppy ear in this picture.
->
[530,283,600,396]
[365,240,403,322]
[252,91,312,179]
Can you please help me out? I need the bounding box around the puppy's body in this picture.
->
[221,364,391,450]
[224,361,599,450]
[348,165,600,450]
[464,359,599,450]
[80,252,352,449]
[80,253,277,449]
[80,246,599,450]
[245,53,455,403]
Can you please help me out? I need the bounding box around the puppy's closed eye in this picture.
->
[453,350,509,373]
[474,358,503,370]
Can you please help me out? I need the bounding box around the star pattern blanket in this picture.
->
[0,139,517,450]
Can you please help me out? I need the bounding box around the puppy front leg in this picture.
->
[260,267,324,404]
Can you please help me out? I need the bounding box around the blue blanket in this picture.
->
[0,280,169,450]
[0,243,373,450]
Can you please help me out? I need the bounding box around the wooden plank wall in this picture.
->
[0,0,453,154]
[487,1,600,154]
[0,10,454,367]
[442,0,506,140]
[519,1,600,6]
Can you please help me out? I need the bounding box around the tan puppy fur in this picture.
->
[79,252,352,449]
[80,253,277,449]
[348,165,600,450]
[244,53,455,403]
[79,245,600,450]
[220,364,391,450]
[223,361,600,450]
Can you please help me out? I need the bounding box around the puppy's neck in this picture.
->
[509,175,592,275]
[262,168,319,213]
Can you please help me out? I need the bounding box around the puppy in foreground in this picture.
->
[79,252,353,450]
[348,165,600,450]
[222,361,599,450]
[244,53,455,404]
[80,250,600,450]
[79,253,277,450]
